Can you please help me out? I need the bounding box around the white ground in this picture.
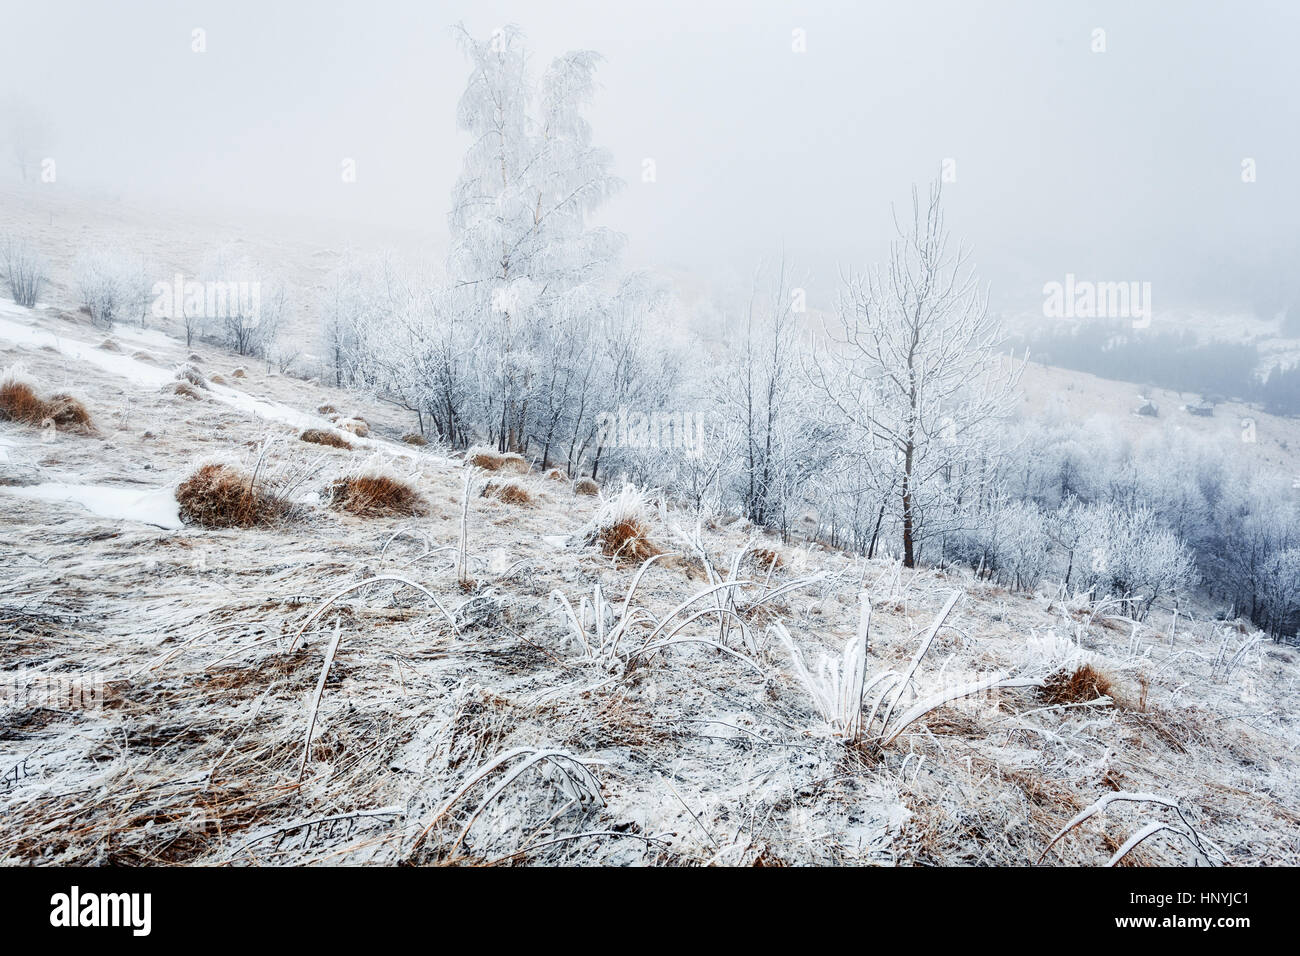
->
[1,300,1298,866]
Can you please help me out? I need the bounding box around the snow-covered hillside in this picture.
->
[2,301,1297,865]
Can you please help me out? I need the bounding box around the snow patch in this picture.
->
[0,481,183,529]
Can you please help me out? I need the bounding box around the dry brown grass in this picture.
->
[326,473,429,518]
[574,477,599,496]
[336,418,370,438]
[467,447,530,474]
[544,467,568,481]
[595,517,662,562]
[0,377,93,432]
[176,463,293,529]
[749,546,785,571]
[1039,663,1114,706]
[300,428,353,450]
[174,364,208,390]
[317,403,339,416]
[131,350,155,362]
[482,479,534,506]
[97,338,120,352]
[209,373,227,386]
[187,352,203,362]
[401,432,428,446]
[170,382,203,400]
[231,367,247,379]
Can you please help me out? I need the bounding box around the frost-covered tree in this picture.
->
[199,246,285,358]
[717,257,833,536]
[810,182,1022,567]
[448,23,624,453]
[2,99,53,184]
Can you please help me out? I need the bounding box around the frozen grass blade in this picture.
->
[299,616,343,781]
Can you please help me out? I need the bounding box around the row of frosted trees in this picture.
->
[313,24,1297,634]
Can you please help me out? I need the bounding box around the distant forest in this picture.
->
[1014,319,1300,415]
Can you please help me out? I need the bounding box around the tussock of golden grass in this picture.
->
[317,403,338,416]
[326,473,428,518]
[97,338,120,352]
[209,373,227,386]
[0,372,93,432]
[1039,663,1113,706]
[176,463,292,529]
[131,350,154,362]
[231,366,247,378]
[750,846,788,867]
[300,428,352,450]
[467,446,529,473]
[174,364,208,390]
[595,517,662,561]
[544,467,568,481]
[170,382,202,400]
[336,418,370,438]
[43,394,92,430]
[574,477,599,496]
[482,479,534,506]
[401,432,428,446]
[750,546,785,571]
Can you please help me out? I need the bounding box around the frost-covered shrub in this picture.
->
[949,500,1050,591]
[74,247,152,328]
[1254,546,1300,641]
[196,245,287,358]
[1070,503,1196,618]
[0,237,47,308]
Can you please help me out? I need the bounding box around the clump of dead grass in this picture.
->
[326,466,428,518]
[176,462,295,528]
[174,363,208,390]
[574,477,599,496]
[749,546,785,571]
[300,428,352,450]
[209,373,227,386]
[482,479,534,506]
[97,338,120,352]
[1038,663,1114,706]
[401,432,427,446]
[467,446,530,474]
[580,483,663,561]
[170,382,202,400]
[317,403,338,416]
[336,417,369,438]
[231,366,247,378]
[544,467,568,481]
[0,365,93,432]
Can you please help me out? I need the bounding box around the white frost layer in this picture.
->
[0,311,174,388]
[0,308,318,432]
[0,482,183,529]
[0,302,427,460]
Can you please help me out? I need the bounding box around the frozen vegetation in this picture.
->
[0,24,1297,867]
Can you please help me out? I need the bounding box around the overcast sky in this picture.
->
[2,0,1298,310]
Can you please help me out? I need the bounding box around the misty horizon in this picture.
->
[3,0,1298,312]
